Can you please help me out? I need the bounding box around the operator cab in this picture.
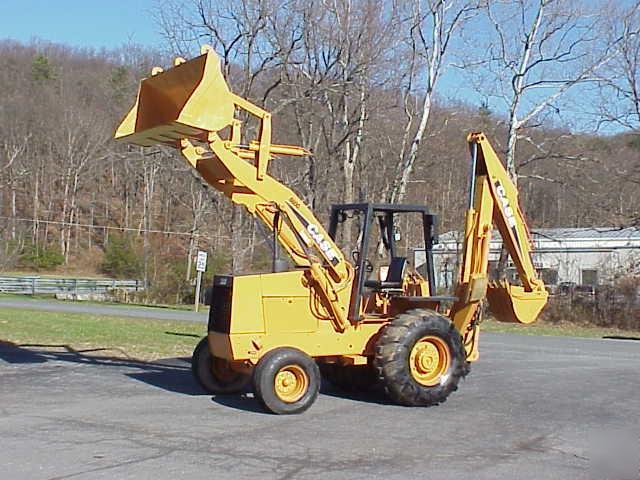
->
[328,203,444,321]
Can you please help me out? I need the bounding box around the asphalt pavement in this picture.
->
[0,297,208,323]
[1,331,639,479]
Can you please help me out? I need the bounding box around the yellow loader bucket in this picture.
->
[486,280,549,324]
[115,48,234,147]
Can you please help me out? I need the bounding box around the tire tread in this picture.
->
[374,309,469,406]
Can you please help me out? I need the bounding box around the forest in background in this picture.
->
[0,0,638,306]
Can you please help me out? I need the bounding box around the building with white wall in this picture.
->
[415,227,640,292]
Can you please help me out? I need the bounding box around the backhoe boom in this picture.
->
[451,133,548,360]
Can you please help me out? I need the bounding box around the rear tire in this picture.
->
[374,309,467,406]
[191,337,250,394]
[253,348,320,414]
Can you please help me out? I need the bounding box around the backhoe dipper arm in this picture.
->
[450,133,548,361]
[114,46,353,332]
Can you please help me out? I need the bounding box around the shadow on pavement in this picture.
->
[210,393,268,414]
[319,382,394,406]
[207,384,393,414]
[0,340,48,364]
[207,379,395,414]
[127,366,203,396]
[0,341,396,411]
[0,340,204,396]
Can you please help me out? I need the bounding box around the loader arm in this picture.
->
[114,46,353,332]
[450,132,548,360]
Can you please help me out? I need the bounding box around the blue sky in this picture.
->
[0,0,162,49]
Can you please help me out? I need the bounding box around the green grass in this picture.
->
[482,318,640,339]
[0,308,205,361]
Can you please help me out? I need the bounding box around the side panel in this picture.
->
[262,298,318,333]
[227,270,320,335]
[261,270,319,334]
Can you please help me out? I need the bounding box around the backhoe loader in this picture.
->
[115,46,548,414]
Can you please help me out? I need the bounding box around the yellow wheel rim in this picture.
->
[409,336,450,387]
[274,364,308,403]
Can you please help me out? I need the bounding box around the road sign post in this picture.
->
[194,251,207,312]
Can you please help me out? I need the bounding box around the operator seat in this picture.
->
[364,256,407,293]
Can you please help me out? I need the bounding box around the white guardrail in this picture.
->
[0,275,141,295]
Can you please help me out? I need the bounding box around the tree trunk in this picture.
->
[10,176,16,241]
[60,167,72,256]
[231,206,242,274]
[32,171,39,245]
[389,90,433,204]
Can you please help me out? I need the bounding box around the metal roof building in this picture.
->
[415,227,640,291]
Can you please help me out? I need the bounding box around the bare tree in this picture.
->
[595,2,640,225]
[597,2,640,132]
[155,0,292,98]
[183,176,208,281]
[472,0,615,179]
[282,0,400,205]
[0,46,35,243]
[388,0,478,204]
[155,0,302,272]
[51,103,111,262]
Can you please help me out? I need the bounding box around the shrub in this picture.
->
[148,257,193,304]
[0,240,21,270]
[19,243,65,270]
[142,250,232,305]
[101,234,143,278]
[542,280,640,331]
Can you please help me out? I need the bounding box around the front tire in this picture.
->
[253,348,320,414]
[191,337,250,394]
[374,309,467,406]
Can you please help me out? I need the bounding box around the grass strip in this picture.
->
[482,318,640,339]
[0,307,205,361]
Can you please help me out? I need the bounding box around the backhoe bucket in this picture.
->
[114,49,234,147]
[486,281,548,324]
